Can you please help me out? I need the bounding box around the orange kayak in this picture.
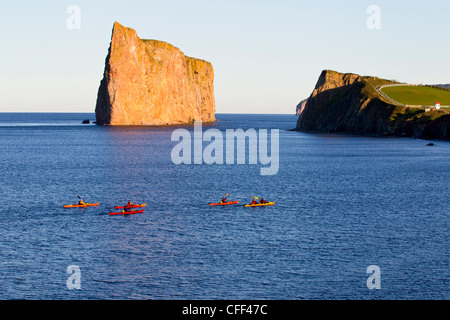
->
[209,200,239,206]
[64,202,100,208]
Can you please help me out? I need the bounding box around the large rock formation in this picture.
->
[296,70,450,140]
[95,22,215,125]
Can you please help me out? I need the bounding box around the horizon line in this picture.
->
[0,111,298,115]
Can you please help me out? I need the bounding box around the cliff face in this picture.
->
[95,22,215,125]
[295,99,308,116]
[296,70,450,140]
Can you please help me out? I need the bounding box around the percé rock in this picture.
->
[296,70,450,140]
[95,22,215,125]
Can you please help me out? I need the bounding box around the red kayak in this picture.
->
[109,209,145,216]
[114,203,147,209]
[209,200,239,206]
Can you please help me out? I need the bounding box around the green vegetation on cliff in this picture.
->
[381,86,450,106]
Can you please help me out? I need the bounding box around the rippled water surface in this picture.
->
[0,113,448,299]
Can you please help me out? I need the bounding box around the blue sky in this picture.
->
[0,0,449,113]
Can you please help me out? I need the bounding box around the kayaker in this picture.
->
[259,198,267,204]
[124,201,133,211]
[250,198,257,205]
[78,198,86,205]
[220,193,229,204]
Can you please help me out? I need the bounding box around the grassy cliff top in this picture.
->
[327,70,450,108]
[381,86,450,106]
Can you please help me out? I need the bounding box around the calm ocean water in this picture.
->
[0,113,448,300]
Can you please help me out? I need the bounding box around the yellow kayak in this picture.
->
[64,202,100,208]
[243,201,275,207]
